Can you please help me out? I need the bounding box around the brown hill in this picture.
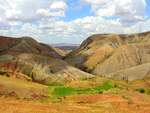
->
[0,54,93,84]
[0,36,93,84]
[65,31,150,80]
[0,36,62,58]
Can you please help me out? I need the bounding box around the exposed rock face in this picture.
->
[65,31,150,80]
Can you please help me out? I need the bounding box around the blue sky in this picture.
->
[63,0,94,22]
[146,0,150,17]
[0,0,150,44]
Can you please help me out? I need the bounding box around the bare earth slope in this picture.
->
[0,36,93,84]
[0,36,62,58]
[65,31,150,80]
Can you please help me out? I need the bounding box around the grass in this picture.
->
[0,76,150,113]
[52,87,75,97]
[50,81,115,98]
[94,81,114,93]
[48,83,64,87]
[75,88,97,94]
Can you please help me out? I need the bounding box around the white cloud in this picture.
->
[0,0,67,23]
[0,0,149,44]
[0,20,10,30]
[83,0,147,24]
[0,15,150,44]
[96,6,115,17]
[37,9,65,17]
[50,1,67,10]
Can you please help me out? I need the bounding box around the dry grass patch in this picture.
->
[0,76,48,99]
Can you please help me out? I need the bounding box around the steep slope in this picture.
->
[0,36,93,84]
[52,47,68,57]
[65,31,150,80]
[0,36,62,58]
[52,43,79,56]
[0,54,93,84]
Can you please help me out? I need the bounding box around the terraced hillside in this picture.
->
[65,31,150,80]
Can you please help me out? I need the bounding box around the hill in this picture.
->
[0,36,62,58]
[0,35,150,113]
[0,36,93,84]
[65,31,150,80]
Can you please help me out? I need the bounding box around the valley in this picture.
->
[0,32,150,113]
[0,76,150,113]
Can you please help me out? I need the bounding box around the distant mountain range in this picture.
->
[51,43,79,51]
[51,43,80,47]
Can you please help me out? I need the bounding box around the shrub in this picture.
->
[136,88,145,93]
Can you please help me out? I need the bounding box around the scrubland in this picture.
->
[0,76,150,113]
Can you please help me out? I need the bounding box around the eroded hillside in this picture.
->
[0,36,62,58]
[0,36,93,85]
[65,31,150,80]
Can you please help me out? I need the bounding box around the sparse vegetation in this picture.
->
[0,76,48,99]
[52,87,75,97]
[0,75,150,113]
[94,81,114,93]
[50,81,115,98]
[136,88,145,93]
[1,34,150,113]
[136,88,150,95]
[122,95,133,104]
[48,83,64,87]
